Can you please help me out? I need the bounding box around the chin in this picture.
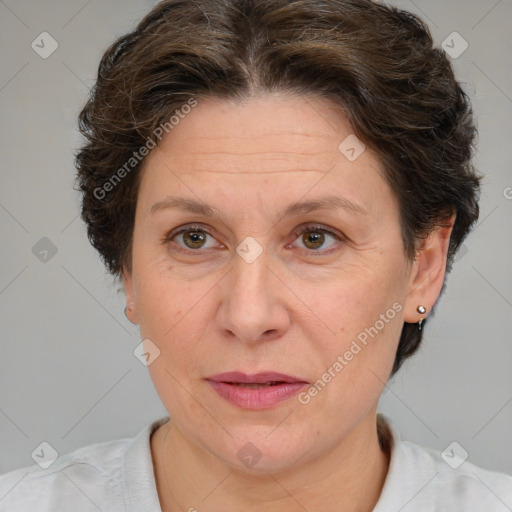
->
[207,424,317,476]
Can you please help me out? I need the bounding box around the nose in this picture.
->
[217,248,291,345]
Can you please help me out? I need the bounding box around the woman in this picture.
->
[1,0,511,510]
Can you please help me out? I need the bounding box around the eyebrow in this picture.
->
[149,194,368,220]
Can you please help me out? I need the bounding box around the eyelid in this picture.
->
[163,223,214,242]
[290,223,344,242]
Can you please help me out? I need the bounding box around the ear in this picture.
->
[122,266,139,324]
[403,212,456,324]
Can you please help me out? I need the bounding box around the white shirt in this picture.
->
[1,415,511,511]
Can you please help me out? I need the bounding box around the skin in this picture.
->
[123,93,455,512]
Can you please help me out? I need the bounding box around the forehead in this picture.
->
[136,94,392,220]
[148,94,356,170]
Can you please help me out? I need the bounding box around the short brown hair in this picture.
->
[75,0,481,374]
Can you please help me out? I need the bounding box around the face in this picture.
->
[123,94,450,473]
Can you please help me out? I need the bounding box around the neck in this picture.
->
[151,411,390,512]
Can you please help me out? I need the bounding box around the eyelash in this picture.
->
[162,223,345,255]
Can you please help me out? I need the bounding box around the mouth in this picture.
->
[206,372,309,410]
[224,382,290,388]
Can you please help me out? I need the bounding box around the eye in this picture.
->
[290,223,344,254]
[163,224,220,252]
[163,223,344,255]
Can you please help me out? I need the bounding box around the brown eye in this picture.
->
[182,230,208,249]
[302,230,325,250]
[164,224,219,252]
[292,224,344,254]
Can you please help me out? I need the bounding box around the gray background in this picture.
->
[0,0,511,477]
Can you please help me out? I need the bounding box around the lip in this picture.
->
[206,372,309,410]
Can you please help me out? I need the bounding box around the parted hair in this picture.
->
[75,0,481,374]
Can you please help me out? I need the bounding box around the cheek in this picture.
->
[136,272,209,418]
[314,264,402,334]
[304,265,405,390]
[134,263,219,366]
[134,258,189,333]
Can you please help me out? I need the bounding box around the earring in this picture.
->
[417,305,427,330]
[124,305,137,325]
